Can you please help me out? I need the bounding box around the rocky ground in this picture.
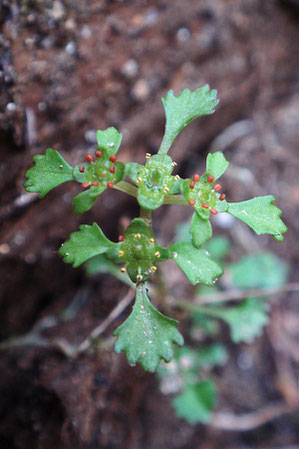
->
[0,1,298,448]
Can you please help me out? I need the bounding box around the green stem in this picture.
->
[163,194,188,205]
[113,181,138,198]
[173,300,221,318]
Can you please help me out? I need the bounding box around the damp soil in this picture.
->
[0,1,298,448]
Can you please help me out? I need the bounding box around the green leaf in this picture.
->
[172,380,216,424]
[59,223,115,268]
[113,284,184,372]
[159,85,219,154]
[169,241,223,286]
[190,213,212,248]
[205,236,231,261]
[72,185,106,215]
[228,196,287,241]
[206,151,229,180]
[96,127,122,156]
[204,298,268,343]
[176,344,228,370]
[230,252,288,290]
[24,148,73,197]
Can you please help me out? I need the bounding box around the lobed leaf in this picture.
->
[24,148,73,197]
[59,223,115,267]
[228,196,287,241]
[113,284,184,372]
[96,127,122,156]
[169,241,223,286]
[206,151,229,180]
[172,380,216,424]
[159,85,219,154]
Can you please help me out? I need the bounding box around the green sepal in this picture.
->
[105,242,123,263]
[96,127,122,156]
[169,241,223,285]
[24,148,73,197]
[113,284,184,372]
[125,162,143,184]
[228,196,287,241]
[59,223,115,267]
[125,218,151,237]
[190,213,212,248]
[159,85,219,155]
[172,380,216,424]
[214,197,228,213]
[206,151,229,180]
[72,186,106,215]
[168,176,182,194]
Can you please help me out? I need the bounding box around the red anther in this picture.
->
[109,166,116,173]
[107,181,114,188]
[210,208,218,215]
[79,166,85,173]
[81,182,90,189]
[95,150,102,158]
[207,175,214,183]
[109,155,117,162]
[193,174,200,182]
[189,199,196,206]
[202,203,209,209]
[118,235,125,242]
[91,181,99,186]
[85,154,93,162]
[189,181,195,189]
[220,193,226,201]
[214,183,222,192]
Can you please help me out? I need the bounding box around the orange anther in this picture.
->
[85,154,93,162]
[220,193,226,201]
[81,182,90,189]
[189,199,196,206]
[207,175,214,183]
[91,181,99,186]
[107,182,114,188]
[118,235,125,242]
[79,166,85,173]
[214,183,222,192]
[95,151,102,158]
[109,166,116,173]
[202,203,209,209]
[109,155,117,162]
[193,174,200,182]
[189,181,195,189]
[210,208,218,215]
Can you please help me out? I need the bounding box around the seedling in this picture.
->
[24,85,287,372]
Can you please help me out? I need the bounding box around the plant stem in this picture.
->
[113,181,138,198]
[163,194,188,205]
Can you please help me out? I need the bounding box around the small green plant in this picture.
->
[24,85,287,372]
[157,240,288,424]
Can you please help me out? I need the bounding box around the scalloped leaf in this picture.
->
[204,298,269,344]
[96,127,122,156]
[159,85,219,154]
[172,380,216,424]
[59,223,114,267]
[24,148,73,197]
[228,196,287,241]
[113,284,184,372]
[190,213,212,248]
[206,151,229,180]
[169,241,223,286]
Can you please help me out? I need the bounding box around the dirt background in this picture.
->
[0,1,298,448]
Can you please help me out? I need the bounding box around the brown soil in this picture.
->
[0,1,298,448]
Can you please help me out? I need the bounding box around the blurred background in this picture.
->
[0,1,298,448]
